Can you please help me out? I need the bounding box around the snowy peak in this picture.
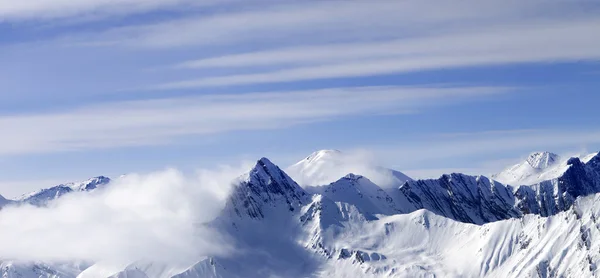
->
[493,151,566,185]
[19,176,111,206]
[493,151,600,186]
[287,149,412,189]
[303,149,343,164]
[526,151,560,169]
[226,157,309,219]
[309,173,400,217]
[68,176,111,192]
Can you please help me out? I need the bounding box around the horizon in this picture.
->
[5,148,599,199]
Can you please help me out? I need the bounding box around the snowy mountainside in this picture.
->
[224,157,309,220]
[305,174,400,218]
[396,173,520,224]
[3,151,600,277]
[392,152,600,224]
[493,151,598,186]
[18,176,111,206]
[286,149,412,189]
[313,194,600,278]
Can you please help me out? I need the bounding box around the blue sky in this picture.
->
[1,0,600,197]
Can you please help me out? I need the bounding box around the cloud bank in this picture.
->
[0,163,251,264]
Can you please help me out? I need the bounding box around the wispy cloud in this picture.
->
[173,18,600,70]
[74,0,597,48]
[0,0,230,21]
[155,17,600,89]
[0,86,509,155]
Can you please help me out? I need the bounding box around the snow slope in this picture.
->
[313,194,600,278]
[287,150,412,189]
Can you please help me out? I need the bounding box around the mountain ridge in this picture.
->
[3,151,600,277]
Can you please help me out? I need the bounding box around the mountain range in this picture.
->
[2,150,600,277]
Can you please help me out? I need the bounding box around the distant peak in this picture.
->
[342,173,364,181]
[526,151,560,169]
[69,176,111,191]
[305,149,343,162]
[257,157,275,165]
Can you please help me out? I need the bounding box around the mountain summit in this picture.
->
[286,149,411,189]
[225,157,309,219]
[525,151,560,169]
[493,151,566,185]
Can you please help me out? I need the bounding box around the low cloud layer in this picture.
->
[0,162,252,264]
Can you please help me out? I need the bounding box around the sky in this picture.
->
[1,0,600,197]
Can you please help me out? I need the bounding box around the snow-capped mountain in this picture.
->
[4,151,600,277]
[389,152,600,224]
[306,174,400,218]
[224,157,309,220]
[286,149,412,189]
[492,151,598,186]
[18,176,111,206]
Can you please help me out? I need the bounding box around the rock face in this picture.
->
[393,153,600,224]
[224,158,309,219]
[515,156,600,217]
[396,173,520,224]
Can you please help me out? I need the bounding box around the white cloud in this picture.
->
[173,18,600,70]
[0,86,509,155]
[0,0,228,21]
[77,0,595,48]
[157,17,600,88]
[0,163,250,263]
